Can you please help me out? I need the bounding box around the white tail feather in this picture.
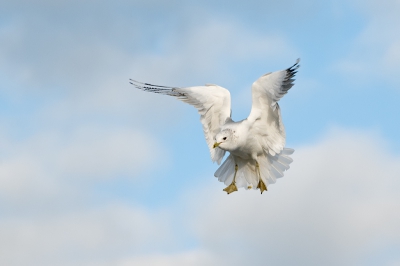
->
[214,148,294,190]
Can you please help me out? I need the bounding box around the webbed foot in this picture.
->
[223,182,238,194]
[257,180,267,194]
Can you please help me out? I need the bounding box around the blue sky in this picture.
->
[1,0,400,265]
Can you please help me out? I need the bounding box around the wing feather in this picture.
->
[130,80,231,164]
[247,59,300,156]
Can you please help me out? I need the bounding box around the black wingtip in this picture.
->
[129,79,139,87]
[128,79,177,89]
[287,58,300,72]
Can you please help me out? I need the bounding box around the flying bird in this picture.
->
[130,59,299,194]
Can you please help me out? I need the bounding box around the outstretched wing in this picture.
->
[130,80,231,164]
[247,59,300,156]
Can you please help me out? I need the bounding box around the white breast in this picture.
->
[228,120,264,160]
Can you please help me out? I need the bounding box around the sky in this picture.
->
[1,0,400,265]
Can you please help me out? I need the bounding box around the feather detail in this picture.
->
[130,80,231,164]
[214,148,294,189]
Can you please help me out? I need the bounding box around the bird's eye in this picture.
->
[223,137,227,140]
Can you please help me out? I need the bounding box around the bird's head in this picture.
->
[213,129,235,150]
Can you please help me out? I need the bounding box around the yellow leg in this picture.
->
[255,161,267,194]
[223,164,238,194]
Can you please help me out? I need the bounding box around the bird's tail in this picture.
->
[214,148,294,190]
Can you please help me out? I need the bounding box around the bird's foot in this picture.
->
[223,182,238,194]
[257,180,268,194]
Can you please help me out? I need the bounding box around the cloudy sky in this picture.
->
[1,0,400,265]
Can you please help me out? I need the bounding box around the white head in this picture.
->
[213,129,236,151]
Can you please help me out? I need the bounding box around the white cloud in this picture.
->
[0,126,168,207]
[0,203,173,266]
[182,128,400,265]
[0,4,297,92]
[56,127,165,180]
[0,156,60,202]
[114,250,218,266]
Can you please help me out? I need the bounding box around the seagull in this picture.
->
[130,59,299,194]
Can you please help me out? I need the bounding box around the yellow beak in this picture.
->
[213,142,221,149]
